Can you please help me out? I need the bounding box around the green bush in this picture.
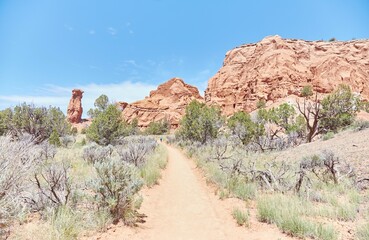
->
[301,85,313,97]
[177,100,224,144]
[322,131,334,141]
[86,104,132,145]
[49,129,61,146]
[0,103,71,143]
[228,111,264,145]
[320,85,359,133]
[87,94,109,118]
[145,119,170,135]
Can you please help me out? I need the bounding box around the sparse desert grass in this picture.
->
[141,144,168,187]
[232,208,250,227]
[257,194,337,240]
[357,223,369,240]
[322,131,334,141]
[49,206,81,240]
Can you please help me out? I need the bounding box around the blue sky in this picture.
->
[0,0,368,116]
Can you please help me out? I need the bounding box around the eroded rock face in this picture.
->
[205,35,369,116]
[122,78,203,128]
[67,89,83,123]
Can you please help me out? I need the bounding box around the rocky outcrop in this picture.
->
[122,78,203,128]
[205,35,369,116]
[67,89,83,123]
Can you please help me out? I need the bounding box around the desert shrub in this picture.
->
[352,120,369,131]
[177,100,224,144]
[86,104,129,145]
[116,136,157,167]
[257,103,305,147]
[82,142,112,164]
[320,84,360,133]
[0,135,42,235]
[232,208,250,227]
[60,135,76,148]
[256,99,266,109]
[322,131,334,141]
[87,94,109,118]
[0,104,71,143]
[28,161,73,211]
[228,111,264,145]
[91,158,143,224]
[301,85,313,97]
[49,129,61,146]
[0,108,12,136]
[144,119,170,135]
[295,151,355,193]
[39,141,57,160]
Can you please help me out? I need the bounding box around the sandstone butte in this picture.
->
[67,89,84,123]
[121,77,203,128]
[205,35,369,116]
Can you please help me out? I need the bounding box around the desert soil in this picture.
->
[93,144,293,240]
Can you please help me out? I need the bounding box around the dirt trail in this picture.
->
[96,144,292,240]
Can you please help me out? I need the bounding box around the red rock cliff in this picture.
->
[205,35,369,116]
[67,89,83,123]
[122,78,203,128]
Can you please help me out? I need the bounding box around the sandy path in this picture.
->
[96,144,292,240]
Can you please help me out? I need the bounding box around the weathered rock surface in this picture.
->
[67,89,83,123]
[205,35,369,116]
[122,78,203,128]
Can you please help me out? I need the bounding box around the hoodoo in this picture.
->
[67,89,84,123]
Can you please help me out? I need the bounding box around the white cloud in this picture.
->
[107,27,117,35]
[89,30,96,35]
[0,81,157,118]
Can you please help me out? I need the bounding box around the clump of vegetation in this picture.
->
[0,103,71,143]
[357,223,369,240]
[92,158,143,224]
[320,84,360,133]
[322,131,334,141]
[301,85,313,97]
[86,103,137,145]
[297,84,359,142]
[351,120,369,131]
[140,145,168,187]
[232,208,250,227]
[49,129,62,146]
[145,119,170,135]
[116,136,157,167]
[257,194,337,239]
[228,111,264,145]
[176,100,224,144]
[256,99,266,109]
